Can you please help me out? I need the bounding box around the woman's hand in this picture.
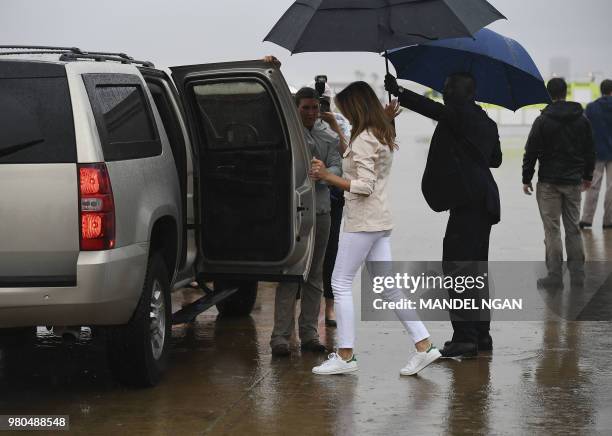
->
[309,157,329,181]
[311,158,351,191]
[384,99,402,121]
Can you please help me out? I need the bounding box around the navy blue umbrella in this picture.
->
[385,28,551,111]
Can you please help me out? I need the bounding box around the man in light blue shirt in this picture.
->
[271,87,343,356]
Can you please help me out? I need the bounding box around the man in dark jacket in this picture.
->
[580,79,612,229]
[522,78,596,288]
[385,73,502,358]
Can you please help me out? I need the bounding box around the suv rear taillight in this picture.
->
[78,163,115,251]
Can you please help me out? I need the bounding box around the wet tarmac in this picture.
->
[0,114,611,435]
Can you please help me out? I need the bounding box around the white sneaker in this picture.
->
[400,346,441,376]
[312,352,358,375]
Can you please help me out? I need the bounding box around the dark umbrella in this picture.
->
[264,0,505,99]
[265,0,505,53]
[385,28,551,110]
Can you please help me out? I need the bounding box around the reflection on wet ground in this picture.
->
[0,115,611,435]
[1,303,610,435]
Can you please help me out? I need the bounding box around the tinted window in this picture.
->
[94,86,155,143]
[193,80,285,150]
[83,75,161,162]
[0,77,76,164]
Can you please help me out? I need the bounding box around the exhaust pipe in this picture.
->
[53,326,81,343]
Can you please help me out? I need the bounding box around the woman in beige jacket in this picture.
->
[310,81,440,376]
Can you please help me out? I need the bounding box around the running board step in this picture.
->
[172,286,238,324]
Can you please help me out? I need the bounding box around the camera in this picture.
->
[314,75,330,112]
[314,75,327,96]
[319,99,331,113]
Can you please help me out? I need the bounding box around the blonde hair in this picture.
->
[334,81,397,151]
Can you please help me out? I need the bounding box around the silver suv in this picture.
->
[0,46,317,386]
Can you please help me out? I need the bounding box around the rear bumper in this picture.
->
[0,243,148,327]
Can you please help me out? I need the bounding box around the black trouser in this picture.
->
[442,203,492,344]
[323,195,345,300]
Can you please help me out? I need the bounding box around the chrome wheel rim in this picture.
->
[150,280,166,360]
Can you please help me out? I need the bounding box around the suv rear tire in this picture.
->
[215,281,258,317]
[106,252,171,387]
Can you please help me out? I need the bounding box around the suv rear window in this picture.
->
[83,74,161,161]
[0,76,76,164]
[94,85,156,144]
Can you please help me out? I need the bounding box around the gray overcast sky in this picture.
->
[2,0,611,87]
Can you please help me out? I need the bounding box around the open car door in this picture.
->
[170,60,315,282]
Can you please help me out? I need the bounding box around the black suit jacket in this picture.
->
[397,89,502,222]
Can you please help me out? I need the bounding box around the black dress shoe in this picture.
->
[478,335,493,351]
[441,342,478,358]
[444,337,492,352]
[579,221,592,229]
[271,343,291,357]
[300,340,328,354]
[325,318,337,327]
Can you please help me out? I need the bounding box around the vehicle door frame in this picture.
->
[170,61,315,283]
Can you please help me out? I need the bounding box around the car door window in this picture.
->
[190,78,291,262]
[193,80,286,151]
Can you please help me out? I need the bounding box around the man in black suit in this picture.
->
[385,73,502,358]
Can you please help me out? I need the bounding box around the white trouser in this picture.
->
[331,230,430,349]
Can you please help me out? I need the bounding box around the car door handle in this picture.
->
[216,165,236,170]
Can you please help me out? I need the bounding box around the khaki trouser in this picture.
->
[536,182,585,278]
[270,213,331,347]
[581,160,612,226]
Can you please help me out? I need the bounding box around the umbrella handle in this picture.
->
[385,50,392,104]
[384,50,395,129]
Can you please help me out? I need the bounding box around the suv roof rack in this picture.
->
[58,53,154,68]
[0,46,154,68]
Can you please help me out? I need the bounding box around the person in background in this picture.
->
[522,78,596,288]
[270,86,343,356]
[312,79,352,147]
[310,78,351,327]
[580,79,612,230]
[263,56,346,356]
[322,184,344,328]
